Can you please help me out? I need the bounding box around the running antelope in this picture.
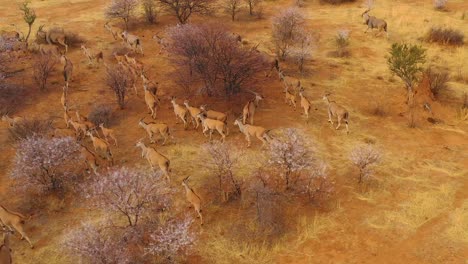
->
[171,97,188,129]
[0,229,12,264]
[323,93,349,133]
[104,22,122,40]
[184,100,202,129]
[362,9,388,37]
[0,205,33,248]
[284,86,297,108]
[63,107,71,128]
[99,123,118,146]
[199,105,228,123]
[86,131,113,162]
[135,140,171,180]
[299,88,312,122]
[80,44,103,65]
[60,55,73,87]
[141,73,158,96]
[152,34,168,54]
[138,118,172,145]
[121,31,143,54]
[197,113,228,142]
[278,69,300,90]
[68,119,88,139]
[60,86,68,110]
[233,118,271,148]
[182,176,203,225]
[242,90,263,125]
[143,82,159,119]
[1,115,24,127]
[80,145,99,174]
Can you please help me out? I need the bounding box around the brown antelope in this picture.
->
[265,56,279,77]
[197,113,228,142]
[242,90,263,125]
[199,105,228,124]
[1,115,24,127]
[36,25,68,53]
[99,123,118,146]
[104,22,122,40]
[60,86,68,110]
[152,34,168,54]
[299,88,312,122]
[138,118,172,145]
[37,44,60,57]
[113,53,127,64]
[80,145,99,174]
[0,229,12,264]
[284,86,297,108]
[323,94,349,133]
[60,55,73,87]
[81,44,103,65]
[0,205,33,248]
[184,100,202,129]
[141,73,158,96]
[181,176,203,225]
[124,54,136,65]
[86,131,113,162]
[171,97,188,129]
[68,119,87,139]
[362,9,388,37]
[63,107,71,128]
[278,69,300,90]
[75,110,88,122]
[233,119,271,148]
[143,83,159,119]
[121,31,143,54]
[135,140,171,180]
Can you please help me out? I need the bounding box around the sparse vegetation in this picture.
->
[158,0,215,24]
[223,0,242,21]
[88,104,114,126]
[433,0,447,10]
[19,1,36,44]
[333,29,350,57]
[426,27,464,46]
[105,0,139,30]
[105,64,134,109]
[244,0,261,16]
[33,54,57,91]
[8,118,52,141]
[349,144,382,184]
[141,0,158,24]
[425,67,450,99]
[272,7,305,60]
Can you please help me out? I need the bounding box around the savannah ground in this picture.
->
[0,0,467,263]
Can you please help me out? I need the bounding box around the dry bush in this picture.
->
[271,7,305,60]
[88,104,114,126]
[64,221,131,264]
[8,118,52,141]
[106,64,134,109]
[0,83,25,116]
[158,0,215,24]
[426,27,464,46]
[223,0,242,21]
[371,101,389,117]
[84,167,173,227]
[105,0,139,29]
[202,141,242,202]
[33,53,57,91]
[141,0,159,24]
[425,67,450,99]
[289,30,313,73]
[244,0,261,16]
[166,23,267,96]
[332,29,350,58]
[65,32,85,47]
[433,0,447,10]
[320,0,356,4]
[10,136,83,196]
[349,144,382,184]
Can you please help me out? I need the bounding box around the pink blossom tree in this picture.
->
[10,136,82,195]
[349,144,382,183]
[64,221,130,264]
[271,7,305,60]
[84,167,173,227]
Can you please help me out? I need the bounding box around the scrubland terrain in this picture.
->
[0,0,467,263]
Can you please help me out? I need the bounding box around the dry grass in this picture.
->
[426,27,465,46]
[444,200,468,244]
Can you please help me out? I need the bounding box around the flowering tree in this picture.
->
[145,216,196,261]
[84,167,172,227]
[64,221,130,264]
[11,136,82,194]
[268,128,314,189]
[272,7,305,60]
[349,144,382,183]
[166,23,267,96]
[202,141,242,202]
[105,0,139,29]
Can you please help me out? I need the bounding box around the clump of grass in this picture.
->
[87,104,114,126]
[425,67,450,99]
[333,29,350,58]
[444,201,468,243]
[433,0,447,11]
[426,27,464,46]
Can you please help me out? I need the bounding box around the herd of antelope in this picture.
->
[0,4,391,256]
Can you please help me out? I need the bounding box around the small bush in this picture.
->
[425,67,450,98]
[8,118,52,141]
[320,0,355,4]
[349,144,382,184]
[141,0,159,24]
[433,0,447,10]
[333,29,350,57]
[426,27,464,46]
[88,104,114,126]
[33,54,57,91]
[0,83,25,116]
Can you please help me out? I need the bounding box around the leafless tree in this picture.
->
[105,0,139,29]
[349,144,382,183]
[141,0,159,24]
[157,0,215,24]
[10,136,83,195]
[202,141,242,202]
[64,221,131,264]
[84,167,173,227]
[289,29,312,74]
[105,64,134,109]
[271,7,305,60]
[244,0,261,16]
[166,23,267,96]
[33,54,57,91]
[223,0,242,21]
